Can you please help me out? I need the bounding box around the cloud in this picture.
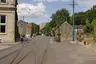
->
[43,14,50,18]
[17,2,46,18]
[33,0,70,2]
[77,0,96,9]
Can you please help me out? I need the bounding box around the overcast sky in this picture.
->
[17,0,96,24]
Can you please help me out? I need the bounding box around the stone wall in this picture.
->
[55,21,76,41]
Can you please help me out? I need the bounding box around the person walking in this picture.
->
[20,34,24,44]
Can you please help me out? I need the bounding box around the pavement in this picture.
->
[0,37,34,51]
[42,38,96,64]
[0,36,50,64]
[70,40,96,52]
[0,42,21,51]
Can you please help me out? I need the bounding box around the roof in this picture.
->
[27,24,32,28]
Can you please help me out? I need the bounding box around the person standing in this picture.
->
[20,34,24,44]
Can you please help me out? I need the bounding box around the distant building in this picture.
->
[74,25,84,33]
[39,22,47,30]
[17,20,33,37]
[17,20,28,36]
[26,23,32,37]
[0,0,17,43]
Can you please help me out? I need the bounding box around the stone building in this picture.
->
[55,21,76,41]
[0,0,17,43]
[17,20,28,36]
[17,20,33,38]
[26,23,32,37]
[39,22,47,30]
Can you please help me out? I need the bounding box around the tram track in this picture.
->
[0,36,48,64]
[0,37,38,64]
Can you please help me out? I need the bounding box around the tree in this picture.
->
[44,8,70,34]
[72,5,96,25]
[51,8,70,26]
[86,5,96,23]
[32,23,39,34]
[91,19,96,28]
[83,20,94,34]
[44,22,52,33]
[74,12,86,25]
[91,19,96,40]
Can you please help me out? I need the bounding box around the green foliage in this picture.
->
[91,19,96,40]
[84,20,94,34]
[79,36,84,42]
[51,8,70,26]
[44,22,52,33]
[86,5,96,23]
[74,12,86,25]
[72,5,96,25]
[32,23,39,33]
[44,5,96,35]
[91,19,96,28]
[44,8,70,34]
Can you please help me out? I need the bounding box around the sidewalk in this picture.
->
[70,41,96,52]
[0,42,21,51]
[42,38,96,64]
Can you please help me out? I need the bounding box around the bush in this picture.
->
[79,36,84,42]
[84,20,94,34]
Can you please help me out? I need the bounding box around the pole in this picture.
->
[23,16,24,21]
[69,0,78,41]
[14,0,19,41]
[72,0,75,41]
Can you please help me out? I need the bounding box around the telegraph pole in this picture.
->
[23,16,24,21]
[72,0,75,41]
[70,0,77,41]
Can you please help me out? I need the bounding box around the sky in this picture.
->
[17,0,96,24]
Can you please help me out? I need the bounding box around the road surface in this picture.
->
[1,36,96,64]
[0,36,50,64]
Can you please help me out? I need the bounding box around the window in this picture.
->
[0,15,6,23]
[0,15,6,33]
[0,25,5,33]
[0,0,6,3]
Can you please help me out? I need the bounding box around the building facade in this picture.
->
[26,23,32,37]
[0,0,16,43]
[17,20,28,36]
[39,22,47,30]
[55,21,76,41]
[17,20,33,38]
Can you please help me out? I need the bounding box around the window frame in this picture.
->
[0,15,6,34]
[0,0,7,4]
[0,15,6,23]
[0,25,6,33]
